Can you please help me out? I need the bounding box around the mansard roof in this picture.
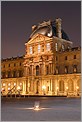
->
[1,55,24,62]
[29,19,70,41]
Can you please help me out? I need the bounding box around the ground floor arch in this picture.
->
[1,74,81,97]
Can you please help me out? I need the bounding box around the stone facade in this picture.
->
[1,18,81,97]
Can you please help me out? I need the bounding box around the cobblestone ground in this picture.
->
[1,97,81,121]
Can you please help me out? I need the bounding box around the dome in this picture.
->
[30,20,70,41]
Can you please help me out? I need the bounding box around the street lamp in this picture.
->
[56,87,59,95]
[14,83,16,86]
[42,85,46,95]
[17,86,21,90]
[8,83,11,86]
[17,86,21,95]
[3,83,5,86]
[20,83,22,86]
[66,86,68,96]
[8,87,10,91]
[2,88,5,91]
[76,86,79,96]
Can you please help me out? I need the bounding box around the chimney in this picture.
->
[55,18,62,38]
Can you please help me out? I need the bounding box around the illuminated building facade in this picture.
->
[1,18,81,97]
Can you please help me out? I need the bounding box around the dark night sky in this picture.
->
[1,1,81,59]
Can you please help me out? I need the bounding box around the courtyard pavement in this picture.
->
[1,96,81,121]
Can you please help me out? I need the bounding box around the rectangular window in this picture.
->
[65,66,68,73]
[74,55,76,59]
[73,65,77,73]
[65,56,67,60]
[46,43,50,51]
[55,43,58,51]
[38,45,41,53]
[29,46,32,54]
[46,66,49,75]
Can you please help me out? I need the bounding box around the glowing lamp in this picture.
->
[42,85,46,90]
[3,83,5,86]
[14,83,16,86]
[20,83,22,86]
[34,101,40,111]
[8,83,11,86]
[2,88,4,91]
[8,87,10,90]
[76,86,79,89]
[17,86,20,90]
[57,87,58,90]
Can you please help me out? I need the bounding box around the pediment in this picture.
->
[28,33,52,44]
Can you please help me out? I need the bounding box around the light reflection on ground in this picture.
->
[1,97,81,121]
[16,107,52,111]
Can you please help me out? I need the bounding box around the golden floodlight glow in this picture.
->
[14,83,16,86]
[76,86,79,89]
[8,83,11,86]
[66,86,68,90]
[20,83,22,86]
[2,88,4,91]
[57,86,59,90]
[17,86,20,90]
[42,85,46,90]
[3,83,5,86]
[8,87,10,90]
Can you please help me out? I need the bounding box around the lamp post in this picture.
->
[76,86,79,96]
[66,86,68,96]
[42,85,46,95]
[17,86,21,96]
[56,86,59,96]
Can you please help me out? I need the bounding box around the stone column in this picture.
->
[23,79,26,95]
[43,62,46,75]
[52,79,55,94]
[51,63,53,74]
[49,64,50,74]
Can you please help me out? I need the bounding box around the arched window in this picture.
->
[73,65,77,73]
[68,80,74,91]
[59,81,64,91]
[13,71,17,78]
[19,70,23,77]
[8,71,11,78]
[1,72,6,78]
[56,67,58,74]
[36,66,39,76]
[65,66,68,73]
